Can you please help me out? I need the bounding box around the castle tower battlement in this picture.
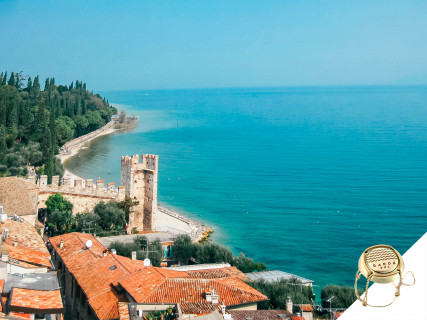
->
[121,154,159,233]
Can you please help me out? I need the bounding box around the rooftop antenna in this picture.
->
[85,239,93,249]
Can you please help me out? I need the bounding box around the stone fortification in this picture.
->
[35,174,126,217]
[30,153,159,233]
[121,154,158,232]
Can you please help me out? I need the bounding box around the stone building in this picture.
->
[121,154,158,232]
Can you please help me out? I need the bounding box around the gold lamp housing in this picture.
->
[358,244,404,284]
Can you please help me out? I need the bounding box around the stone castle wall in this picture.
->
[31,153,158,232]
[35,175,126,215]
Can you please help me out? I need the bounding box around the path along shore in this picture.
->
[57,119,211,242]
[58,120,117,181]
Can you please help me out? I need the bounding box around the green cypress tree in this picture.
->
[0,100,6,126]
[33,75,41,93]
[8,72,15,86]
[0,126,6,164]
[26,76,32,92]
[44,78,50,91]
[2,72,7,86]
[69,81,73,90]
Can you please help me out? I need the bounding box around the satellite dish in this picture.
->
[143,258,151,267]
[0,214,7,222]
[85,240,93,249]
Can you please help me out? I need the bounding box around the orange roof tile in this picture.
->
[180,302,219,315]
[117,302,130,320]
[0,220,48,253]
[9,288,64,313]
[50,233,146,320]
[51,233,267,318]
[7,312,32,320]
[7,246,51,268]
[299,304,313,312]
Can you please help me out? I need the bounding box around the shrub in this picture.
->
[249,279,315,311]
[321,285,363,309]
[94,201,126,230]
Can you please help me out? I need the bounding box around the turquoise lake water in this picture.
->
[66,86,427,297]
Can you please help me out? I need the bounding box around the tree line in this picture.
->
[0,71,117,182]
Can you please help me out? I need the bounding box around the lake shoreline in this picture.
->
[58,117,211,242]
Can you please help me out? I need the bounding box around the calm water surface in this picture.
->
[66,86,427,298]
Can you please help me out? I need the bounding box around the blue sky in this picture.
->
[0,0,426,90]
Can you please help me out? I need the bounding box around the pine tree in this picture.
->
[69,81,73,90]
[2,72,7,85]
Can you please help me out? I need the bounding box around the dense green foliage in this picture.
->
[109,236,164,267]
[45,193,74,233]
[248,279,315,311]
[321,285,362,309]
[0,71,116,180]
[94,201,126,230]
[172,234,267,273]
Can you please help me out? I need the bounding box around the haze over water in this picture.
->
[66,86,427,296]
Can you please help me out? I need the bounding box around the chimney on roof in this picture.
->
[59,240,64,248]
[205,289,219,304]
[111,249,117,255]
[103,249,108,257]
[1,247,9,262]
[221,304,226,314]
[13,242,18,247]
[3,228,9,240]
[132,251,136,261]
[286,297,293,313]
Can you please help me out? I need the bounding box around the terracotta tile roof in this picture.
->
[180,302,219,315]
[50,233,146,320]
[51,233,267,319]
[117,302,130,320]
[0,220,48,253]
[8,288,64,313]
[290,317,304,320]
[228,310,293,320]
[6,312,32,320]
[7,246,51,268]
[119,269,267,312]
[299,304,313,312]
[0,177,38,217]
[186,267,246,280]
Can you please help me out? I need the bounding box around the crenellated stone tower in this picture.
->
[121,154,159,233]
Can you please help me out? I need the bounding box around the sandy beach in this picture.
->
[57,118,210,242]
[58,120,118,182]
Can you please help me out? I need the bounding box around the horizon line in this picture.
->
[99,83,427,93]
